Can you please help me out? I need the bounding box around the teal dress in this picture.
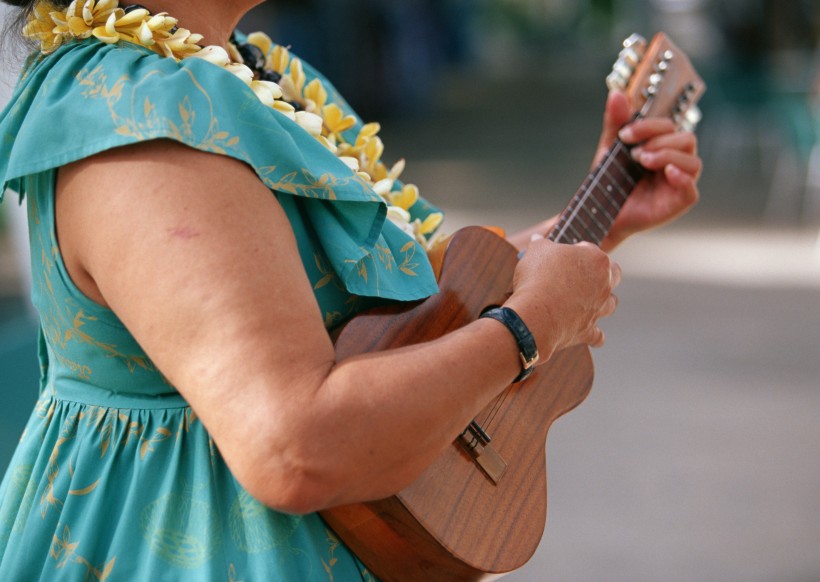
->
[0,38,441,580]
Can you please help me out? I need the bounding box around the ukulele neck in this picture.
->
[548,139,644,247]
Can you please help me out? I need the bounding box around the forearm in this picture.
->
[233,316,523,513]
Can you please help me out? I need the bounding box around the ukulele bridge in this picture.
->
[458,421,507,484]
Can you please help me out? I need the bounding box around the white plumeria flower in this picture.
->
[224,63,254,86]
[250,80,283,105]
[190,45,231,67]
[260,80,283,99]
[137,21,153,45]
[294,111,323,136]
[388,158,406,181]
[250,81,278,107]
[371,178,393,197]
[339,156,360,172]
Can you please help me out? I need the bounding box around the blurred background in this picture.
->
[1,0,819,580]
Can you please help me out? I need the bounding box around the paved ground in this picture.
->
[1,21,819,582]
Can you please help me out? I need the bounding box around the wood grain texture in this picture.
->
[323,227,594,580]
[320,33,707,579]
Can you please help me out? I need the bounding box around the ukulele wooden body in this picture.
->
[321,32,705,581]
[322,227,594,580]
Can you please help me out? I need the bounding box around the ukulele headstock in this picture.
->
[606,32,705,131]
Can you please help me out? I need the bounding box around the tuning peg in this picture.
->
[677,105,702,132]
[683,106,703,131]
[607,59,633,90]
[622,46,643,67]
[606,71,627,91]
[623,34,647,52]
[607,34,648,91]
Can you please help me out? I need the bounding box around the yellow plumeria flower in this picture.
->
[303,79,328,114]
[63,0,119,40]
[246,31,273,56]
[389,183,419,211]
[356,122,381,147]
[157,28,204,59]
[268,45,291,75]
[22,3,60,52]
[322,104,356,137]
[417,213,444,236]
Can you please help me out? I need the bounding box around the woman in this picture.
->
[0,0,701,579]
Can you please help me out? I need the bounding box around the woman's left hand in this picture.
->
[594,90,702,251]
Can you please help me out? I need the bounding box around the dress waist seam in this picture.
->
[41,392,191,411]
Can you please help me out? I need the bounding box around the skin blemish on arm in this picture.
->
[167,226,200,240]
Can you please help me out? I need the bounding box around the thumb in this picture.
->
[598,90,632,151]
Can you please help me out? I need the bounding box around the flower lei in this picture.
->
[23,0,444,248]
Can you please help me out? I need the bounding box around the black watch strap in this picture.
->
[479,306,539,383]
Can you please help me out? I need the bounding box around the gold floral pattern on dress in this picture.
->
[140,484,221,568]
[77,65,242,156]
[50,524,117,580]
[313,253,345,293]
[228,563,242,582]
[0,465,35,546]
[139,427,172,459]
[33,215,156,379]
[229,490,300,554]
[322,528,340,581]
[257,165,376,202]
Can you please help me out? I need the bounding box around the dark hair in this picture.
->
[2,0,71,7]
[2,0,72,33]
[2,0,69,56]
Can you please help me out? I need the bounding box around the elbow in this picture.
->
[228,440,341,516]
[244,471,335,516]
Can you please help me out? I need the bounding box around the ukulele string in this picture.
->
[479,381,516,433]
[552,139,630,245]
[479,140,639,432]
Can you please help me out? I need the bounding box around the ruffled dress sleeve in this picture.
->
[0,39,440,308]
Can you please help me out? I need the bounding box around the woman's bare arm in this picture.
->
[56,139,616,514]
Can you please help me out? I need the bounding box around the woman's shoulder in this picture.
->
[0,40,259,187]
[0,38,381,203]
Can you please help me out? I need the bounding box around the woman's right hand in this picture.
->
[504,236,621,361]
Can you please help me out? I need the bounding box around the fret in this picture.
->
[565,222,586,243]
[571,200,607,240]
[548,139,644,247]
[581,204,608,234]
[587,188,616,223]
[592,182,622,218]
[610,155,637,187]
[602,168,629,202]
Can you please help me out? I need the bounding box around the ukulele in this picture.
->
[322,33,706,581]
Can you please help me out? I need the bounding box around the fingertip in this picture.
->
[610,261,623,287]
[619,126,636,143]
[592,329,606,348]
[665,164,690,187]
